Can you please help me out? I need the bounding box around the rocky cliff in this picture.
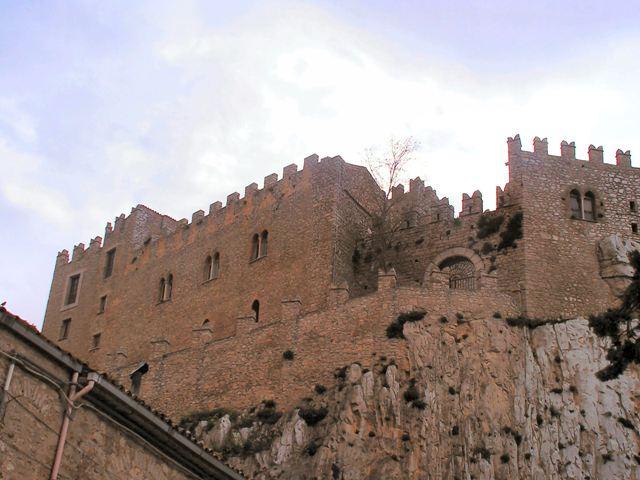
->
[186,316,640,479]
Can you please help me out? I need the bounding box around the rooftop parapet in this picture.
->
[282,163,298,179]
[410,177,425,193]
[303,154,319,169]
[72,243,85,261]
[56,249,70,266]
[264,173,278,187]
[114,213,126,232]
[507,134,522,155]
[560,140,576,160]
[616,149,632,167]
[461,190,483,216]
[226,192,240,206]
[533,137,548,155]
[391,184,405,200]
[508,135,634,168]
[209,201,222,215]
[89,236,102,249]
[588,145,604,163]
[244,183,258,197]
[192,210,205,224]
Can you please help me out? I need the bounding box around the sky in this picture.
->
[1,0,639,328]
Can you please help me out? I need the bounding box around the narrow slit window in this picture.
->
[65,274,80,305]
[99,295,107,314]
[212,252,220,278]
[159,277,165,302]
[632,223,638,234]
[251,300,260,322]
[59,318,71,340]
[204,255,213,281]
[165,274,173,300]
[251,234,260,260]
[260,230,268,257]
[631,201,637,212]
[104,248,116,278]
[92,333,101,349]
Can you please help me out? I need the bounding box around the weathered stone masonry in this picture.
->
[41,135,637,418]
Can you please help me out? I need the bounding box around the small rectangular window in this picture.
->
[65,275,80,305]
[632,223,638,234]
[60,318,71,340]
[104,248,116,278]
[631,201,637,212]
[92,333,101,349]
[98,295,107,314]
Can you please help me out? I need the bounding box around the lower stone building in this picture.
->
[0,307,243,480]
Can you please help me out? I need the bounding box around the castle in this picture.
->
[41,135,639,418]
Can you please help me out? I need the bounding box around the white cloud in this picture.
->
[2,0,640,327]
[0,138,72,228]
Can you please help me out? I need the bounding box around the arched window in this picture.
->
[570,190,582,219]
[204,255,213,281]
[583,191,595,221]
[251,300,260,322]
[439,256,476,290]
[260,230,269,257]
[251,234,260,260]
[158,277,166,302]
[212,252,220,278]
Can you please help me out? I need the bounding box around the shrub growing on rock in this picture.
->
[477,213,504,239]
[386,310,426,339]
[299,406,328,426]
[498,212,523,250]
[618,417,636,430]
[474,447,491,461]
[403,385,420,403]
[256,401,281,424]
[588,251,640,381]
[305,440,319,456]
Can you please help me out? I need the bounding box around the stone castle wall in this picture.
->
[39,135,639,421]
[508,136,640,318]
[105,270,518,417]
[42,155,381,373]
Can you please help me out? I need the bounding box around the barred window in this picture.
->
[439,256,476,290]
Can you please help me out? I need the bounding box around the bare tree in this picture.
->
[363,136,420,272]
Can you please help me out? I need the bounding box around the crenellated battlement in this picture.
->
[508,134,634,168]
[460,191,483,216]
[55,152,356,270]
[44,133,640,411]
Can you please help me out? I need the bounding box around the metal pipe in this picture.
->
[0,360,15,418]
[50,373,95,480]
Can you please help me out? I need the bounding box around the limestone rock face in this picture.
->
[196,317,640,479]
[597,234,640,297]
